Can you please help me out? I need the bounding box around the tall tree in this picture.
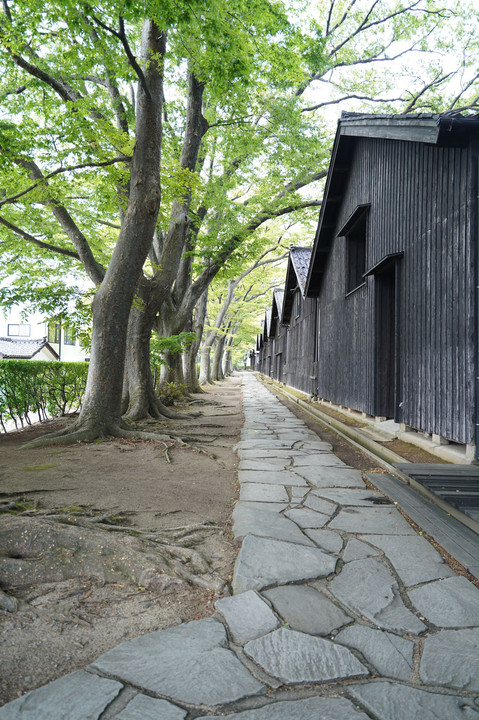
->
[2,0,479,440]
[0,0,297,438]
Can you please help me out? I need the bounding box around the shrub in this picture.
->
[158,382,188,407]
[0,360,89,432]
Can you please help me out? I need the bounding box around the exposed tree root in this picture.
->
[123,393,201,423]
[20,419,176,450]
[0,513,226,611]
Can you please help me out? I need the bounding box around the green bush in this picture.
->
[0,360,89,432]
[158,382,188,407]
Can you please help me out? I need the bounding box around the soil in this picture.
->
[0,375,242,706]
[0,372,465,707]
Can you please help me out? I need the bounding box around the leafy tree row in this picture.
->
[1,0,479,445]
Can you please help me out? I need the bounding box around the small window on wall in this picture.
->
[64,327,75,346]
[48,322,61,344]
[339,204,370,295]
[8,324,30,337]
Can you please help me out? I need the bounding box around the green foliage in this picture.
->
[0,359,89,432]
[150,332,197,362]
[150,332,197,389]
[2,0,479,398]
[158,381,189,406]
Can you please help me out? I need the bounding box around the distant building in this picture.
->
[0,307,89,362]
[0,337,59,361]
[254,112,479,463]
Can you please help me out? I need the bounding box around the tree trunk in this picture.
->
[123,293,189,421]
[183,346,201,393]
[224,340,234,376]
[159,349,185,387]
[122,69,208,414]
[24,22,166,447]
[211,334,226,381]
[199,345,212,385]
[183,291,208,393]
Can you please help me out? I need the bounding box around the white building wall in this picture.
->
[0,307,89,362]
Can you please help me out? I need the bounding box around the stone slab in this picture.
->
[232,505,313,546]
[335,625,414,681]
[292,467,366,487]
[235,440,295,450]
[349,680,479,720]
[290,454,347,467]
[238,450,295,461]
[239,470,308,486]
[241,429,276,437]
[284,507,330,528]
[329,507,415,534]
[239,460,290,471]
[91,617,264,706]
[290,488,310,502]
[262,585,352,635]
[0,671,122,720]
[215,590,280,644]
[201,696,368,719]
[233,535,337,593]
[234,501,288,513]
[312,488,389,506]
[239,484,289,503]
[304,529,344,554]
[115,694,187,720]
[330,558,426,634]
[276,432,322,442]
[302,494,337,514]
[343,538,380,562]
[408,576,479,627]
[244,627,368,684]
[292,442,334,454]
[420,628,479,690]
[362,534,454,586]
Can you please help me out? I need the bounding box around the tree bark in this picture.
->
[117,70,207,423]
[199,345,212,385]
[183,291,208,392]
[211,328,228,381]
[182,293,207,393]
[223,329,236,376]
[24,21,166,447]
[159,348,186,387]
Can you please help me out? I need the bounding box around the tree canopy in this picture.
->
[1,0,479,439]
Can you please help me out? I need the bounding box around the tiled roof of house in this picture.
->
[290,247,312,294]
[0,337,58,359]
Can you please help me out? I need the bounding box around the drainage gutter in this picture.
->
[260,377,479,535]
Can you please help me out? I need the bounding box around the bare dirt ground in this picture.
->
[0,375,242,706]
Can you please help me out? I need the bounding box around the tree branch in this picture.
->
[448,72,479,111]
[90,14,152,100]
[402,70,454,113]
[302,93,404,113]
[13,158,105,285]
[0,215,80,259]
[0,157,131,208]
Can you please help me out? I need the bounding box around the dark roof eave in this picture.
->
[306,112,479,297]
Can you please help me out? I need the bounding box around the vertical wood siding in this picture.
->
[315,137,475,444]
[285,293,317,395]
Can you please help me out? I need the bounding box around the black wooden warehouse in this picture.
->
[255,112,479,461]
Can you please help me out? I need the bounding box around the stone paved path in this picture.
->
[2,373,479,718]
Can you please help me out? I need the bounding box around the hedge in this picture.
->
[0,359,89,433]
